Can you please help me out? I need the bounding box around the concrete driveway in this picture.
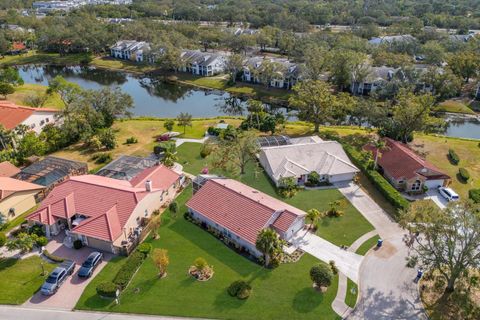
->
[425,189,449,209]
[23,235,112,310]
[291,232,363,282]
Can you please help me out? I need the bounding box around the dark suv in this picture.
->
[78,252,103,278]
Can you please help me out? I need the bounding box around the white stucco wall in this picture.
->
[21,110,58,134]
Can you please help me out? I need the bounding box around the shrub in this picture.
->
[73,239,83,249]
[194,257,208,271]
[308,171,321,185]
[207,126,221,136]
[329,260,338,275]
[125,137,138,144]
[29,225,45,237]
[36,236,48,247]
[169,201,178,213]
[468,189,480,203]
[343,145,409,216]
[137,243,152,256]
[228,280,252,300]
[0,232,6,247]
[448,149,460,165]
[91,152,112,164]
[43,250,65,263]
[113,251,145,289]
[96,281,118,298]
[310,262,334,288]
[459,167,470,181]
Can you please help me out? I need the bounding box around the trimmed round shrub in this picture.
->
[36,236,48,247]
[469,189,480,203]
[169,201,178,213]
[73,239,83,249]
[0,232,6,247]
[96,281,118,298]
[310,262,334,288]
[137,243,152,256]
[125,137,138,144]
[448,149,460,165]
[228,280,252,299]
[459,168,470,181]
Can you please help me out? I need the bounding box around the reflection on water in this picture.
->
[443,116,480,140]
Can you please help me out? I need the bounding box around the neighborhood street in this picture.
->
[337,183,427,320]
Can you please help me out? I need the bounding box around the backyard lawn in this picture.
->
[5,83,65,109]
[176,142,375,247]
[76,187,341,320]
[411,134,480,198]
[0,256,55,305]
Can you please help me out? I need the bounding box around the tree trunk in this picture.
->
[314,122,320,133]
[374,152,379,170]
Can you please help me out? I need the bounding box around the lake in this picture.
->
[16,65,480,140]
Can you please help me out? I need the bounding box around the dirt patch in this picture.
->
[371,241,398,259]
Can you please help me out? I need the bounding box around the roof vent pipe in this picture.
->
[145,180,153,192]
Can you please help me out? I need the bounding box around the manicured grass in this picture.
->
[436,100,475,115]
[0,256,55,304]
[176,143,374,247]
[0,205,39,233]
[345,278,358,308]
[6,84,65,109]
[76,186,341,320]
[52,118,241,171]
[175,73,291,101]
[91,57,157,74]
[355,234,380,256]
[412,134,480,198]
[0,51,91,67]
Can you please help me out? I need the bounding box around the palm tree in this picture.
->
[372,138,389,170]
[306,208,321,231]
[255,228,281,267]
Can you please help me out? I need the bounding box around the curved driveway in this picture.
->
[337,183,427,320]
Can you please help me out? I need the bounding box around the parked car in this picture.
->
[438,187,459,202]
[59,259,75,275]
[78,252,103,278]
[41,267,69,295]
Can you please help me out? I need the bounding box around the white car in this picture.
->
[438,187,459,202]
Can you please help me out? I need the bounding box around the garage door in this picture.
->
[424,179,444,189]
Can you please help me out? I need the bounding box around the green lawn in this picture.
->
[91,56,157,74]
[0,205,39,233]
[176,143,374,247]
[0,51,91,67]
[0,256,55,304]
[355,234,380,256]
[436,100,475,115]
[76,187,341,320]
[6,84,65,109]
[345,278,358,308]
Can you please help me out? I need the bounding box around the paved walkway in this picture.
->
[337,183,426,320]
[291,232,363,282]
[0,306,198,320]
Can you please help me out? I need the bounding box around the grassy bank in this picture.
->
[436,100,476,115]
[5,83,65,109]
[0,51,91,67]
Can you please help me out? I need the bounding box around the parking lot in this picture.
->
[23,235,112,310]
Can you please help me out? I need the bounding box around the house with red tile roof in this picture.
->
[27,164,182,254]
[187,177,306,258]
[0,177,44,222]
[364,138,450,193]
[0,161,21,177]
[0,101,59,134]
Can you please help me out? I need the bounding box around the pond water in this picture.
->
[16,65,480,140]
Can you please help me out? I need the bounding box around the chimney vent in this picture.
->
[145,180,153,192]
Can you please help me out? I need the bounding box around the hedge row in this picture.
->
[43,250,65,263]
[113,251,147,289]
[96,281,118,298]
[343,145,410,217]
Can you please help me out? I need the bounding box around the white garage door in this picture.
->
[424,179,444,189]
[329,173,355,183]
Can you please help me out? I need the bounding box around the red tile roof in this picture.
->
[0,177,44,201]
[364,138,450,181]
[186,179,305,245]
[11,42,26,51]
[0,161,21,177]
[28,165,180,242]
[0,102,58,130]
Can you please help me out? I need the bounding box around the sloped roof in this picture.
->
[186,179,305,245]
[261,139,359,181]
[0,177,44,201]
[28,164,180,242]
[181,50,227,66]
[364,138,450,181]
[0,102,58,130]
[0,161,21,177]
